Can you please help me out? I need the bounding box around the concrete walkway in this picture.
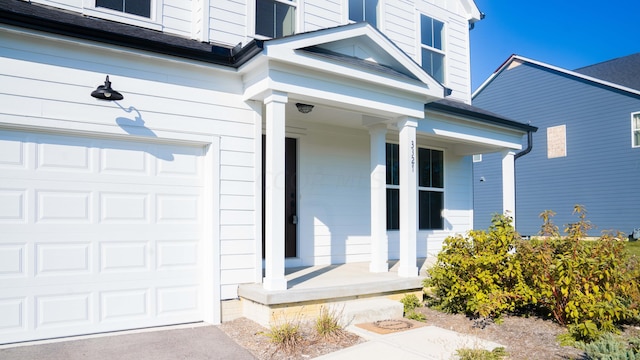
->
[316,324,504,360]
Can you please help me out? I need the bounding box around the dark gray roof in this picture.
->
[574,53,640,91]
[0,0,262,67]
[426,99,538,133]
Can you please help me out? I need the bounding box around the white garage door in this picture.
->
[0,130,207,344]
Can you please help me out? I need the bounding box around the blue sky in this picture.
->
[469,0,640,91]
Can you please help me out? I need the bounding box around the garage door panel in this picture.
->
[0,130,207,344]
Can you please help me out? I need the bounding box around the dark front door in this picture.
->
[262,136,297,258]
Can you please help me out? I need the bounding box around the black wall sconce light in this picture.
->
[295,103,314,114]
[91,75,124,100]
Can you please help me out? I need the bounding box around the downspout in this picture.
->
[513,130,533,234]
[514,130,533,160]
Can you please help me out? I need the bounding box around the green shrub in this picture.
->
[580,333,640,359]
[424,205,640,342]
[516,205,640,342]
[424,213,528,320]
[400,294,426,321]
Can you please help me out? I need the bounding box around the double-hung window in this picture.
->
[420,14,445,83]
[349,0,379,27]
[633,113,640,148]
[256,0,296,38]
[385,143,444,230]
[96,0,151,17]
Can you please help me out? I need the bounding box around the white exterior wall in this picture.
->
[303,0,343,31]
[210,0,247,46]
[1,29,259,301]
[296,122,372,267]
[292,120,473,267]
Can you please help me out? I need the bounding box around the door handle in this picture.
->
[292,215,298,225]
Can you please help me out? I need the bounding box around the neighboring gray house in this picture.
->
[472,54,640,236]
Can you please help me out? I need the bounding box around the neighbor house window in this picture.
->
[633,113,640,148]
[96,0,150,17]
[349,0,378,27]
[386,144,444,230]
[256,0,296,38]
[420,14,445,83]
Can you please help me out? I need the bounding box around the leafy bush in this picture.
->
[424,206,640,342]
[424,213,529,320]
[516,205,640,341]
[400,294,426,321]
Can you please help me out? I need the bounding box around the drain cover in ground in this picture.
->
[355,319,427,334]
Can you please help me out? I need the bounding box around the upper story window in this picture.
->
[386,143,444,231]
[633,113,640,148]
[96,0,150,17]
[256,0,296,38]
[349,0,379,27]
[420,14,445,83]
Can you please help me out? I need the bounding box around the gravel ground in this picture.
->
[219,307,640,359]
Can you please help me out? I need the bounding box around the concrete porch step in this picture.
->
[341,298,403,326]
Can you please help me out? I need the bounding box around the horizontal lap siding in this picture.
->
[474,62,640,236]
[384,1,416,59]
[210,0,247,46]
[303,0,342,31]
[163,0,192,38]
[1,30,259,300]
[298,124,371,265]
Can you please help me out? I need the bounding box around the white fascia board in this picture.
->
[420,116,524,150]
[473,54,640,98]
[459,0,483,22]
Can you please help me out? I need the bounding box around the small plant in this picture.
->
[401,294,426,321]
[315,306,345,339]
[579,333,640,359]
[456,347,508,360]
[263,312,302,353]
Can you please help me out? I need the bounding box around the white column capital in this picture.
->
[396,117,418,129]
[264,90,288,105]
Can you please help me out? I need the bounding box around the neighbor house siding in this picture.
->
[474,61,640,236]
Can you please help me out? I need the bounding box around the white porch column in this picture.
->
[502,150,516,226]
[369,124,388,273]
[398,117,419,277]
[263,91,288,291]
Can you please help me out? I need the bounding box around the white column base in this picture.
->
[262,277,288,291]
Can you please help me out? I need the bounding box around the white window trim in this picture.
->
[83,0,162,31]
[344,0,384,30]
[632,112,640,148]
[250,0,299,40]
[417,12,447,84]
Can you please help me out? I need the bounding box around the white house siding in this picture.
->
[1,28,259,301]
[303,0,343,32]
[210,0,247,47]
[383,0,416,59]
[296,122,372,266]
[163,0,193,38]
[416,1,472,104]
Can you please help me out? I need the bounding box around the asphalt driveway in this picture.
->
[0,325,256,360]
